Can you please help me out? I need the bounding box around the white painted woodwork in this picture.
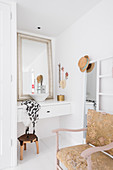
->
[10,2,17,167]
[97,56,113,113]
[17,100,71,123]
[99,74,112,78]
[84,56,113,114]
[99,93,113,96]
[39,103,71,119]
[96,60,99,111]
[84,56,113,138]
[0,3,11,169]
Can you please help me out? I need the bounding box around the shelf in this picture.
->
[99,93,113,96]
[99,74,112,78]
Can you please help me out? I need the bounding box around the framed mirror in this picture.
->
[84,61,97,137]
[17,33,53,100]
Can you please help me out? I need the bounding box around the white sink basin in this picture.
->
[30,93,49,102]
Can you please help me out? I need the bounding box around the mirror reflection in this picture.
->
[22,38,48,95]
[17,33,53,100]
[86,62,97,110]
[84,62,97,135]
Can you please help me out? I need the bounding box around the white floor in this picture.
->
[5,136,73,170]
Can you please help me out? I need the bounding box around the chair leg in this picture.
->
[20,144,24,160]
[35,141,39,154]
[24,143,26,150]
[57,158,59,170]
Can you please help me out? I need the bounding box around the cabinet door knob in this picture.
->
[47,111,50,113]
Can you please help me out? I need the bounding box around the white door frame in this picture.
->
[10,2,17,167]
[0,0,17,167]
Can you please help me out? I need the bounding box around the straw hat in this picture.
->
[86,63,95,73]
[78,55,89,72]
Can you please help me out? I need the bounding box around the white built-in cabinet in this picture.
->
[96,56,113,113]
[17,100,71,123]
[0,1,16,169]
[85,56,113,115]
[84,57,113,141]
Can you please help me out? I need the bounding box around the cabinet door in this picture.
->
[0,3,11,169]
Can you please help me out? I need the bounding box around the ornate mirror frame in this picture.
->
[17,33,53,100]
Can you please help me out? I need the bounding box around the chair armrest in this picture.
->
[52,128,87,152]
[52,128,87,133]
[81,142,113,159]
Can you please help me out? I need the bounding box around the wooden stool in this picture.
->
[18,134,39,160]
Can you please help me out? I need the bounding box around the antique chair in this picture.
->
[53,109,113,170]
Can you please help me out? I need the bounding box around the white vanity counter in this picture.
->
[17,100,72,122]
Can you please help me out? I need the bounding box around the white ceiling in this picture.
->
[14,0,102,37]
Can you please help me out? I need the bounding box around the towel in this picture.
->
[21,100,41,134]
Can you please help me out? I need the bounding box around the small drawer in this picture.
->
[39,103,71,119]
[39,107,53,119]
[17,103,71,121]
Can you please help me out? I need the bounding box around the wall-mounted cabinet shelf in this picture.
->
[99,74,112,78]
[99,93,113,96]
[17,100,72,123]
[96,56,113,112]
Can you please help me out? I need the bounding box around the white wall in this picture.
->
[55,0,113,144]
[17,117,59,139]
